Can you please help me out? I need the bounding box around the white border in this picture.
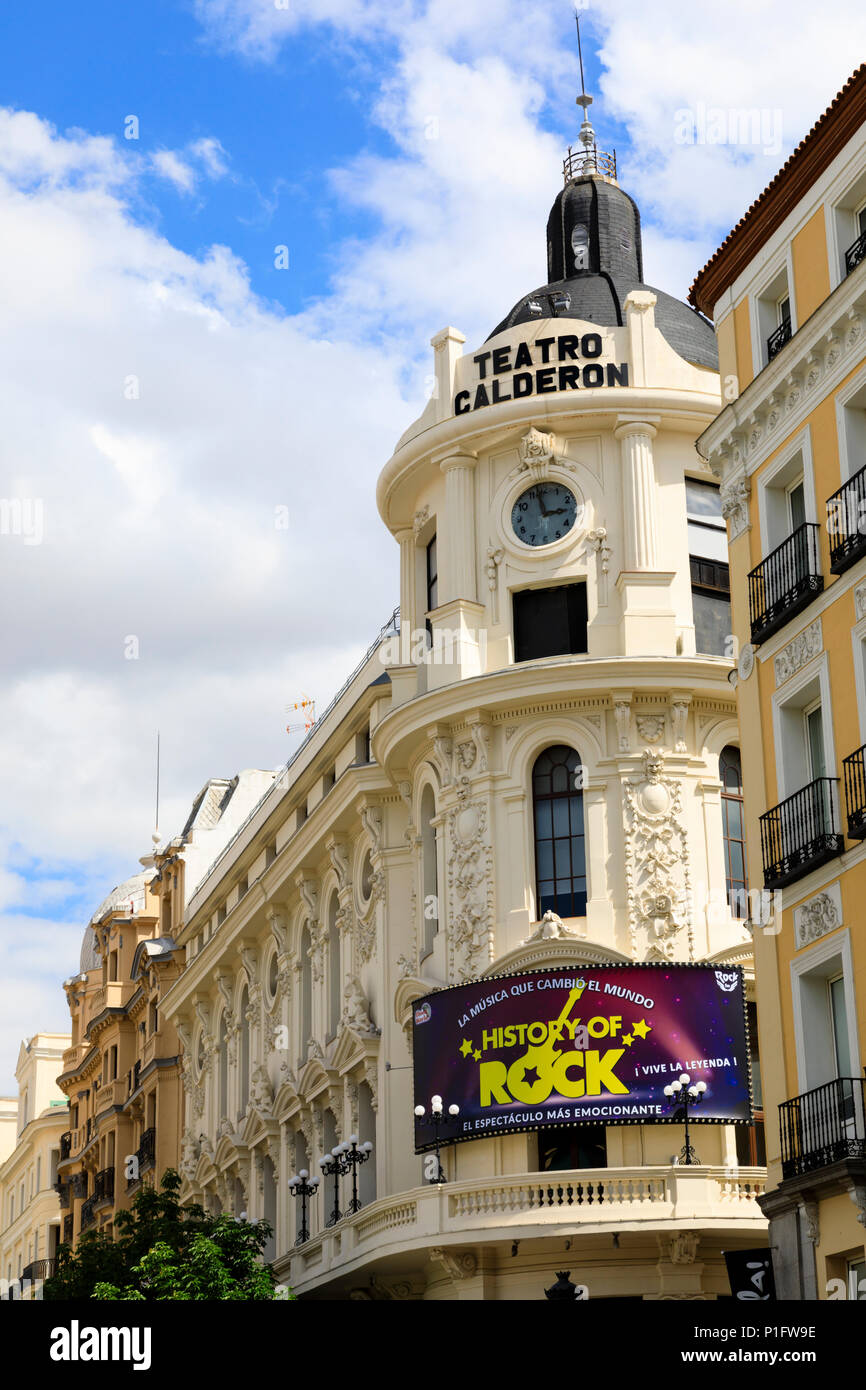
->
[791,926,861,1093]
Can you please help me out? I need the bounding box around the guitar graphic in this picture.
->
[507,984,586,1104]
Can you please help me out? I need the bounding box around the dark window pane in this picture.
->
[692,587,731,655]
[554,839,571,877]
[514,584,588,662]
[552,799,570,837]
[537,842,554,879]
[686,480,723,519]
[534,802,552,838]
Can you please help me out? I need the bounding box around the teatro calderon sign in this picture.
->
[454,331,629,416]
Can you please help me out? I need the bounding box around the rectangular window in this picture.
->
[686,479,727,561]
[513,583,587,662]
[425,535,439,647]
[829,975,852,1077]
[787,478,807,532]
[690,556,731,656]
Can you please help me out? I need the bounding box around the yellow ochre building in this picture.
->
[694,64,866,1300]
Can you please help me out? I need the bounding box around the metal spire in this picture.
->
[563,16,617,185]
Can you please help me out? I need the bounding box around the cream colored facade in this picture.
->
[163,135,767,1300]
[694,66,866,1300]
[0,1033,70,1296]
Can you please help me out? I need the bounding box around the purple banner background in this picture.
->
[412,964,751,1151]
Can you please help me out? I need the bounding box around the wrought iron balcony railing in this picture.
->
[767,316,792,360]
[22,1259,55,1283]
[93,1167,114,1205]
[759,777,843,889]
[845,228,866,277]
[563,143,617,182]
[59,1131,72,1160]
[827,460,866,574]
[80,1196,96,1230]
[748,523,823,644]
[779,1077,866,1179]
[843,743,866,840]
[139,1127,156,1170]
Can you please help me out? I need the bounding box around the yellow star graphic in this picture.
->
[459,1038,473,1057]
[621,1033,634,1047]
[473,1049,482,1062]
[631,1019,651,1039]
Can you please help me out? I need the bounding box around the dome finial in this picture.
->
[564,16,617,185]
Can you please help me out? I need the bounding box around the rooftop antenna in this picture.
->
[153,730,160,846]
[575,15,597,174]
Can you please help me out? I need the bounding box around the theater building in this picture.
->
[162,103,766,1300]
[693,65,866,1300]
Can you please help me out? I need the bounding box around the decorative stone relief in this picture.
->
[668,1232,700,1264]
[342,976,379,1034]
[670,697,690,753]
[430,1248,477,1280]
[802,1200,820,1246]
[614,698,632,753]
[586,527,612,606]
[855,583,866,621]
[720,472,750,539]
[470,719,491,773]
[250,1065,274,1115]
[486,544,504,622]
[636,715,665,744]
[623,751,693,960]
[518,426,557,478]
[446,798,493,980]
[737,643,755,681]
[266,905,289,956]
[793,882,842,949]
[413,505,430,537]
[525,910,577,943]
[360,804,383,852]
[774,619,822,686]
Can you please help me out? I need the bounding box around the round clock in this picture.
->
[511,482,578,547]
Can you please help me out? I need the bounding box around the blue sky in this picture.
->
[2,0,866,1090]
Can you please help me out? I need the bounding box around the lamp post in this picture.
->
[340,1135,374,1214]
[663,1073,707,1165]
[288,1169,319,1245]
[414,1094,459,1183]
[319,1150,345,1227]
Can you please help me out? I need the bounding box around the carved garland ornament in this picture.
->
[623,751,694,961]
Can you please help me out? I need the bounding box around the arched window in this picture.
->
[327,896,341,1040]
[218,1012,228,1121]
[239,985,250,1117]
[720,745,747,917]
[300,925,312,1060]
[420,784,438,958]
[532,745,586,920]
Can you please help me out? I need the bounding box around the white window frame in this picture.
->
[791,927,860,1093]
[850,613,866,746]
[750,249,796,375]
[771,650,835,802]
[756,424,816,559]
[825,155,866,292]
[834,357,866,484]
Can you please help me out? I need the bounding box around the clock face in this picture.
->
[511,482,578,547]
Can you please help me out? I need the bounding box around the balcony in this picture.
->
[22,1259,56,1283]
[93,1167,115,1207]
[59,1131,72,1161]
[280,1166,766,1296]
[748,523,823,644]
[779,1077,866,1179]
[767,316,792,361]
[759,777,843,889]
[80,1196,96,1230]
[845,228,866,277]
[843,744,866,839]
[139,1127,156,1171]
[827,461,866,573]
[71,1171,88,1200]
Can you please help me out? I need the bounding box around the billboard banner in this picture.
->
[412,963,751,1152]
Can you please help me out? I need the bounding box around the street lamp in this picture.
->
[288,1169,320,1245]
[414,1093,459,1183]
[663,1073,707,1165]
[319,1150,346,1227]
[340,1135,374,1214]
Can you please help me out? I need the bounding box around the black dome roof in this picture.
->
[489,174,718,372]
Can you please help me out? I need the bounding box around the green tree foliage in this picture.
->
[44,1169,293,1301]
